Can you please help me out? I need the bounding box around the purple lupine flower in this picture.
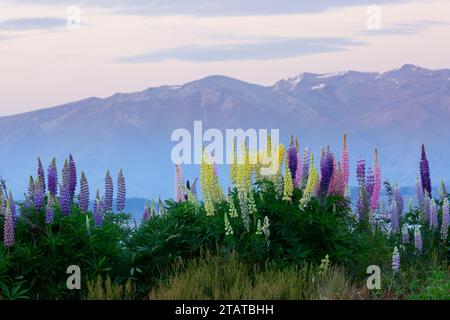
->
[104,170,113,211]
[420,144,431,196]
[68,154,77,200]
[393,184,404,216]
[47,158,58,197]
[390,200,400,232]
[416,175,424,211]
[8,191,17,225]
[293,139,302,188]
[3,202,15,247]
[319,147,334,197]
[441,198,449,241]
[402,225,409,244]
[34,176,45,210]
[341,132,350,190]
[45,194,54,224]
[356,159,366,189]
[28,176,35,201]
[370,149,381,211]
[392,246,400,273]
[37,157,46,194]
[356,191,366,222]
[301,148,310,187]
[142,203,150,222]
[414,226,422,255]
[79,171,89,212]
[287,136,298,182]
[116,169,126,212]
[175,164,185,203]
[59,159,71,215]
[93,197,104,227]
[429,199,438,230]
[366,167,375,200]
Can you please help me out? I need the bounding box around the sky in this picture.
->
[0,0,449,116]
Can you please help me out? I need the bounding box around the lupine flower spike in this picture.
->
[68,154,77,200]
[47,158,58,197]
[79,171,90,212]
[420,144,431,196]
[392,246,400,273]
[441,198,449,241]
[46,193,55,224]
[37,157,46,194]
[3,201,15,247]
[175,163,185,203]
[341,132,350,190]
[117,169,126,212]
[370,147,381,211]
[414,225,422,255]
[104,170,113,212]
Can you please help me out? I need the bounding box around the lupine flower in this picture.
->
[37,157,46,194]
[47,158,58,197]
[420,144,431,196]
[293,139,302,188]
[8,191,17,225]
[282,153,293,202]
[93,197,104,227]
[402,225,409,244]
[59,159,71,215]
[34,176,45,210]
[224,212,233,236]
[356,159,369,222]
[319,147,334,197]
[429,198,438,230]
[68,154,77,200]
[393,184,404,216]
[341,132,350,190]
[175,164,185,203]
[416,175,424,211]
[328,160,344,196]
[356,190,366,222]
[79,171,90,212]
[414,225,422,255]
[392,246,400,273]
[117,169,126,212]
[28,176,35,201]
[142,202,150,222]
[356,159,366,188]
[366,167,375,200]
[370,148,382,211]
[441,198,449,241]
[3,202,14,247]
[287,135,298,183]
[300,153,319,207]
[104,170,113,212]
[45,193,54,224]
[390,200,400,232]
[301,147,310,187]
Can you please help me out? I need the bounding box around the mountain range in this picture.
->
[0,64,449,201]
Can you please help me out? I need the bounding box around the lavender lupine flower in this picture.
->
[59,160,71,215]
[356,191,366,222]
[366,167,375,200]
[34,176,45,210]
[319,147,334,197]
[37,157,46,194]
[8,191,17,225]
[414,225,422,255]
[79,172,90,212]
[356,159,366,188]
[142,203,150,222]
[68,155,77,200]
[104,170,113,211]
[3,202,14,247]
[416,175,424,211]
[441,198,449,241]
[402,225,409,244]
[301,148,310,186]
[287,136,298,182]
[420,144,431,196]
[93,197,104,227]
[293,139,302,188]
[341,132,350,190]
[370,148,382,211]
[423,191,431,223]
[47,158,58,197]
[392,246,400,273]
[390,201,400,232]
[175,164,185,203]
[429,198,438,230]
[117,169,126,212]
[28,176,35,201]
[45,194,55,224]
[393,184,404,216]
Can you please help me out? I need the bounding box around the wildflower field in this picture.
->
[0,133,448,300]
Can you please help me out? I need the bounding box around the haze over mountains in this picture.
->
[0,64,449,201]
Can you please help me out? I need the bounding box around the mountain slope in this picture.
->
[0,64,449,199]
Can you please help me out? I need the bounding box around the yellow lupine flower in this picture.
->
[282,153,293,202]
[300,153,318,207]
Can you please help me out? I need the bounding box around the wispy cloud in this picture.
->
[9,0,411,16]
[0,17,66,31]
[362,20,449,36]
[117,37,364,63]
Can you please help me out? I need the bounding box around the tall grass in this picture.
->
[149,253,365,300]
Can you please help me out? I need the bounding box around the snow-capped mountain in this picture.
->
[0,64,449,199]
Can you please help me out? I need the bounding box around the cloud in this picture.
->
[362,20,450,36]
[0,17,66,31]
[117,37,364,63]
[8,0,411,16]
